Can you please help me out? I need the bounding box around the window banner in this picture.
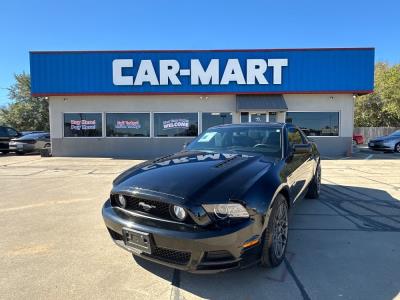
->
[115,120,141,129]
[70,120,96,130]
[162,119,189,130]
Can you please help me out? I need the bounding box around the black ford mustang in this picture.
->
[102,123,321,273]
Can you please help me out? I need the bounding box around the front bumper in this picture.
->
[102,199,263,273]
[368,140,395,151]
[9,143,35,152]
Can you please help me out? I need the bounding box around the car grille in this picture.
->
[125,196,171,219]
[143,246,191,265]
[111,194,193,223]
[371,140,383,145]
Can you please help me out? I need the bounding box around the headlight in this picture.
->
[202,203,249,219]
[117,194,127,208]
[172,205,187,220]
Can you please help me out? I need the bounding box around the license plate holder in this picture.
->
[122,228,152,254]
[370,142,375,146]
[17,144,23,149]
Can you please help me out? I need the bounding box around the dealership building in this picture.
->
[30,48,374,158]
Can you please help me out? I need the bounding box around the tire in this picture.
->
[260,194,289,268]
[395,143,400,153]
[306,163,321,199]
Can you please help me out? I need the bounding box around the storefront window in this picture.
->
[64,113,103,137]
[240,112,249,123]
[202,112,232,131]
[154,113,198,137]
[106,113,150,137]
[286,112,339,136]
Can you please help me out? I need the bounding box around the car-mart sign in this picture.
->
[30,48,374,96]
[112,58,288,86]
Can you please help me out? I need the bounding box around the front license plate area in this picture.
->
[370,142,375,146]
[122,228,152,254]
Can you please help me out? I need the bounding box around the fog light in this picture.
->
[117,194,126,208]
[173,205,186,220]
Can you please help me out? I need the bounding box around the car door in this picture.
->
[286,127,310,201]
[37,134,50,149]
[0,127,8,151]
[299,129,315,186]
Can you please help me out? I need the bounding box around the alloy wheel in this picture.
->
[272,202,288,259]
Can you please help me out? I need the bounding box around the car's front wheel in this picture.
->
[395,143,400,153]
[260,194,288,268]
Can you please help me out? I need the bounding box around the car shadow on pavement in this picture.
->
[132,184,400,300]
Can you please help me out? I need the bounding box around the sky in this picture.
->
[0,0,399,106]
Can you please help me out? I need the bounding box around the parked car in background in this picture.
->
[9,132,51,155]
[0,126,22,154]
[353,134,364,145]
[21,131,45,136]
[368,130,400,153]
[102,123,321,272]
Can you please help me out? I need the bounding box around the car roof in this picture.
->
[209,122,288,129]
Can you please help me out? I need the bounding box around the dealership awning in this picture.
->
[236,94,288,111]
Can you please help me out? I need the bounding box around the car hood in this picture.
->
[372,135,399,141]
[112,151,274,205]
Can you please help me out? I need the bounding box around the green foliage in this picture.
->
[355,63,400,127]
[0,73,49,131]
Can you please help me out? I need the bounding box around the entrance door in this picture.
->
[250,113,266,123]
[240,112,278,123]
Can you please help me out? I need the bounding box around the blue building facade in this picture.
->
[30,48,374,158]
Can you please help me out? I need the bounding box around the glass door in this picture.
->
[240,112,268,123]
[268,112,277,122]
[250,113,267,123]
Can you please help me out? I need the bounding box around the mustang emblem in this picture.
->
[138,202,156,212]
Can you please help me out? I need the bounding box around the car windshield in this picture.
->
[389,130,400,136]
[187,126,282,157]
[19,133,47,140]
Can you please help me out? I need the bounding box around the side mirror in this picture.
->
[293,144,312,154]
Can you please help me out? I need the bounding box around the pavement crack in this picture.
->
[170,268,181,300]
[284,257,311,300]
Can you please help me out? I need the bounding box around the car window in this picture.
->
[6,128,18,137]
[288,127,305,146]
[0,127,7,137]
[299,129,309,143]
[390,130,400,136]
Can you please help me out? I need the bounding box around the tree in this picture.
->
[0,73,49,131]
[355,63,400,127]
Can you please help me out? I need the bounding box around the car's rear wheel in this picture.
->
[260,194,288,268]
[395,143,400,153]
[306,163,321,199]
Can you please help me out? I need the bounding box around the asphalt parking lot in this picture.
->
[0,151,399,300]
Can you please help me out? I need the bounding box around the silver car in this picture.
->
[9,132,51,155]
[368,130,400,153]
